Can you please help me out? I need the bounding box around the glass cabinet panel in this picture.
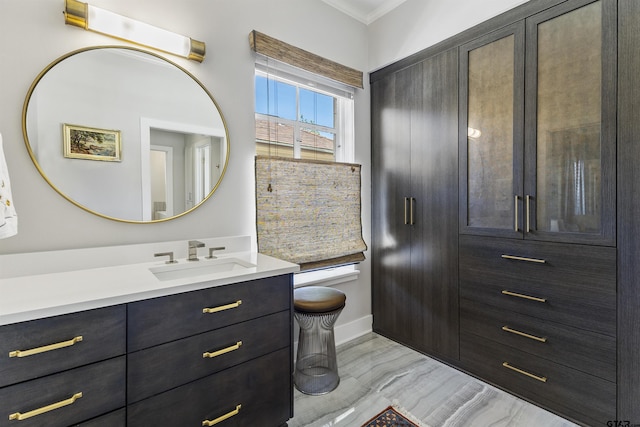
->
[466,35,516,229]
[535,1,602,234]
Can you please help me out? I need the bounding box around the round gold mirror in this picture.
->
[22,46,229,223]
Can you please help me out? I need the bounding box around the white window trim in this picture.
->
[293,264,360,288]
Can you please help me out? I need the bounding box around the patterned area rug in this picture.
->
[362,406,421,427]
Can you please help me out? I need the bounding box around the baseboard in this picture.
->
[335,314,373,346]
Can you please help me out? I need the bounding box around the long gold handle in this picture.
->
[502,326,547,343]
[502,362,547,383]
[404,197,409,225]
[526,195,531,233]
[203,301,242,314]
[410,197,415,225]
[8,392,83,421]
[9,336,83,358]
[202,404,241,426]
[501,290,547,303]
[501,254,546,264]
[203,341,242,359]
[514,195,519,232]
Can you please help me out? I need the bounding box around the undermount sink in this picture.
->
[150,258,256,281]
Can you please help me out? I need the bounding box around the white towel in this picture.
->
[0,133,18,239]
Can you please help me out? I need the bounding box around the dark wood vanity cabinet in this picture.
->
[371,0,640,424]
[0,274,293,427]
[371,48,459,360]
[0,306,127,427]
[127,274,293,427]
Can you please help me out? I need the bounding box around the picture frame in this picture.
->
[63,124,121,161]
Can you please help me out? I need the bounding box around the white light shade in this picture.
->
[87,5,191,58]
[64,0,205,62]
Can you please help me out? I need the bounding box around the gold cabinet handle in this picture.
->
[203,300,242,314]
[8,392,83,421]
[410,197,416,225]
[9,336,83,358]
[501,290,547,303]
[502,362,547,383]
[502,326,547,343]
[203,341,242,359]
[500,254,546,264]
[404,197,409,225]
[514,195,519,232]
[202,404,241,426]
[526,195,531,233]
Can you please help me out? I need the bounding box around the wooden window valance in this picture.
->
[249,30,364,89]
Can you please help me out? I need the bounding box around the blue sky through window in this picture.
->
[255,75,334,128]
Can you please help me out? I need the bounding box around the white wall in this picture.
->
[0,0,371,338]
[368,0,530,70]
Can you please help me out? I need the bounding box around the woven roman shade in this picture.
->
[249,30,364,89]
[255,156,367,270]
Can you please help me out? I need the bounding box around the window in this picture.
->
[253,57,365,272]
[254,62,355,163]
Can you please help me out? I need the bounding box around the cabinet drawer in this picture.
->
[128,311,291,403]
[128,275,292,351]
[460,332,615,426]
[72,408,126,427]
[460,299,615,381]
[459,235,616,335]
[0,305,126,387]
[128,347,292,427]
[0,356,125,427]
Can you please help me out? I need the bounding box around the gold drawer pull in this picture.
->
[501,290,547,303]
[502,362,547,383]
[502,326,547,343]
[8,392,83,421]
[9,336,83,358]
[203,341,242,359]
[501,254,546,264]
[202,404,241,426]
[203,300,242,314]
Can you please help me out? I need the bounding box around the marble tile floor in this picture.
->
[289,333,579,427]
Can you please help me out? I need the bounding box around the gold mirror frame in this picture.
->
[22,46,230,223]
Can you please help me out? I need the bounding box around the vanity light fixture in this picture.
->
[63,0,205,62]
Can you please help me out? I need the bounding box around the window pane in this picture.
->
[299,88,335,128]
[255,118,295,158]
[300,127,335,161]
[255,75,296,120]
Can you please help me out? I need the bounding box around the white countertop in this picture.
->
[0,243,299,326]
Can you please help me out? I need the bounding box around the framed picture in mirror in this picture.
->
[63,123,121,161]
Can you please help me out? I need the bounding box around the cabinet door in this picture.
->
[371,64,417,346]
[372,50,459,359]
[411,49,459,359]
[524,0,615,245]
[459,24,525,238]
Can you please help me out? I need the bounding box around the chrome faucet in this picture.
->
[187,240,205,261]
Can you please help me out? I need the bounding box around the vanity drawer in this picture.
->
[73,408,126,427]
[459,235,616,336]
[128,347,292,427]
[460,299,616,381]
[128,275,292,351]
[127,310,291,403]
[0,305,126,387]
[460,332,615,426]
[0,356,125,427]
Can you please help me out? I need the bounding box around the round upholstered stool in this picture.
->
[293,286,346,395]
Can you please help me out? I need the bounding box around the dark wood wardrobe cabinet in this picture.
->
[371,48,459,361]
[371,0,640,425]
